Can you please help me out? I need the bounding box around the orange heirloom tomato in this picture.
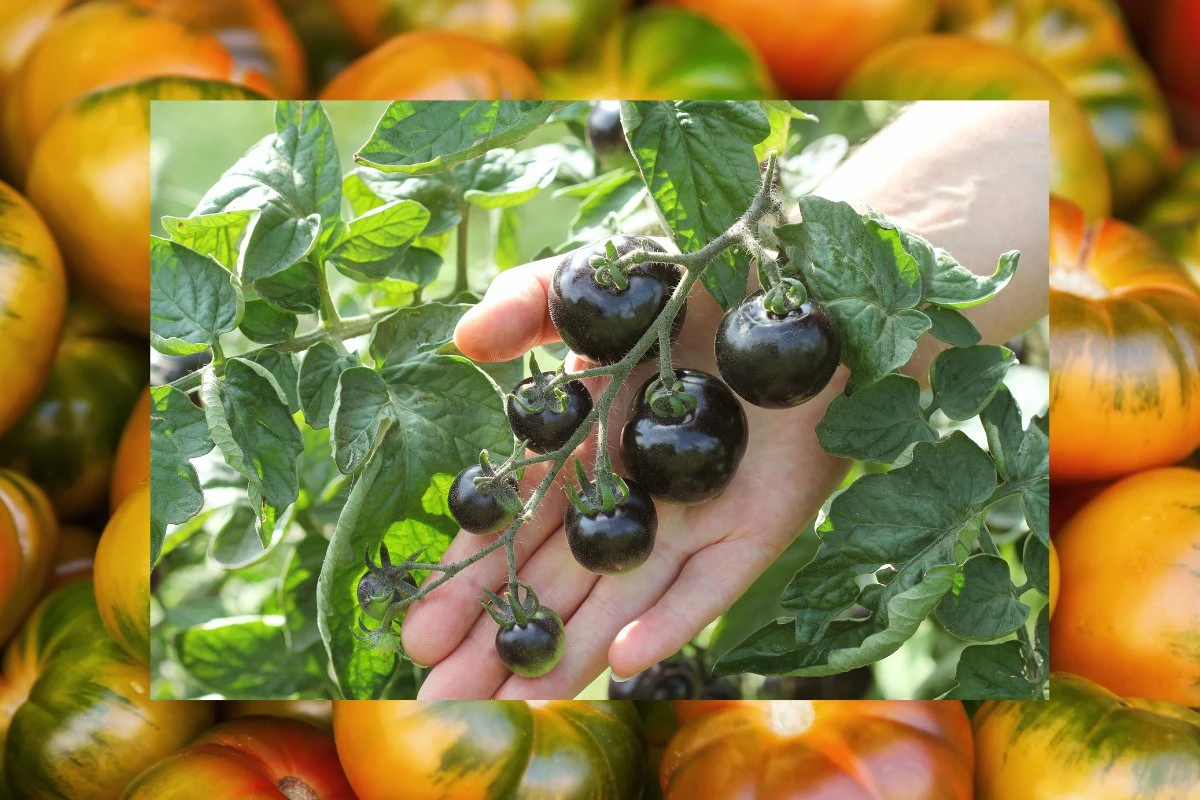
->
[0,469,57,646]
[1,0,300,179]
[660,0,938,98]
[0,0,71,95]
[122,717,356,800]
[26,77,263,334]
[0,580,215,799]
[0,181,66,438]
[221,700,334,729]
[974,673,1200,799]
[111,386,150,511]
[319,30,541,100]
[1049,196,1200,482]
[329,0,630,68]
[1141,152,1200,285]
[43,524,97,594]
[333,700,645,800]
[663,700,974,800]
[940,0,1177,216]
[94,480,150,665]
[842,35,1111,220]
[1051,467,1200,707]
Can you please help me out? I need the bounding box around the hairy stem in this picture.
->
[454,208,470,294]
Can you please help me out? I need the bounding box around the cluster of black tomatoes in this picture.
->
[365,234,842,679]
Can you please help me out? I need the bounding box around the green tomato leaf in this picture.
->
[280,536,328,654]
[161,210,255,272]
[274,100,343,251]
[460,147,558,209]
[717,433,997,676]
[330,367,395,475]
[780,197,930,387]
[201,359,304,545]
[149,237,243,356]
[564,169,651,249]
[318,354,511,699]
[356,101,568,174]
[245,349,301,414]
[934,553,1029,641]
[149,385,214,566]
[328,200,431,283]
[238,297,298,344]
[943,641,1044,700]
[816,374,938,462]
[924,306,982,348]
[207,503,273,570]
[624,100,771,310]
[369,303,471,369]
[981,387,1049,544]
[176,616,322,698]
[1023,534,1050,597]
[254,260,323,314]
[930,345,1016,421]
[298,342,359,430]
[343,169,462,235]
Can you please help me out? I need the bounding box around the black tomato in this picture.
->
[356,570,415,621]
[607,661,699,700]
[586,100,629,163]
[714,290,841,408]
[448,464,519,534]
[620,369,748,504]
[495,607,565,678]
[565,478,657,575]
[506,374,593,454]
[548,235,685,365]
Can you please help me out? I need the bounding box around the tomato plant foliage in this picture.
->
[149,100,1047,700]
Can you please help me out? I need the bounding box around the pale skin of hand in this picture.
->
[400,100,1051,699]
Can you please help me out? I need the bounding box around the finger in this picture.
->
[416,528,599,699]
[401,463,568,665]
[607,537,781,679]
[494,533,691,699]
[455,257,560,362]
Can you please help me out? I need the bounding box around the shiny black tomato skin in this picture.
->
[506,375,593,454]
[448,464,519,534]
[607,662,699,700]
[356,570,416,621]
[758,668,873,700]
[548,235,685,365]
[620,369,748,504]
[565,478,657,575]
[495,607,565,678]
[586,100,629,162]
[714,290,841,409]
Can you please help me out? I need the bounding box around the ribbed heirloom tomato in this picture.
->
[333,700,645,800]
[1051,468,1200,707]
[318,31,541,99]
[842,35,1111,219]
[663,700,974,799]
[1,0,294,182]
[1049,197,1200,483]
[0,330,146,519]
[0,182,65,438]
[121,717,357,800]
[940,0,1177,215]
[974,673,1200,799]
[0,0,71,102]
[26,77,263,334]
[329,0,629,67]
[0,581,214,799]
[0,469,57,646]
[660,0,938,97]
[94,481,151,665]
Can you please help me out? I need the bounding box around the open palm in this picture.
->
[400,253,849,699]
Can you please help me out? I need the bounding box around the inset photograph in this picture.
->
[147,98,1050,700]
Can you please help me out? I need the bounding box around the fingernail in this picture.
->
[609,669,632,683]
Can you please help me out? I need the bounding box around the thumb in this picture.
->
[454,256,561,363]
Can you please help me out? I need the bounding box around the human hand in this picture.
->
[400,252,850,699]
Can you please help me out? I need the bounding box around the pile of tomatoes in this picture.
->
[0,0,1197,798]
